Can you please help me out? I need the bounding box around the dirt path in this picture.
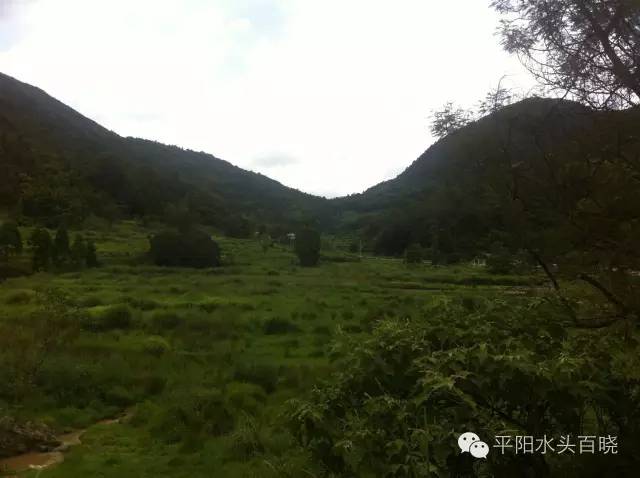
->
[0,412,131,477]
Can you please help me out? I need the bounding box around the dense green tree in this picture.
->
[294,227,321,267]
[223,216,253,239]
[28,228,52,272]
[149,230,220,268]
[404,243,423,264]
[486,242,513,274]
[0,222,22,263]
[70,234,87,267]
[164,201,197,233]
[52,226,70,266]
[85,241,99,268]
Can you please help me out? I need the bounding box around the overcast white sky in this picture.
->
[0,0,534,197]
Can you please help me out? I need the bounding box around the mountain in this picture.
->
[2,71,638,261]
[0,72,329,233]
[334,97,640,259]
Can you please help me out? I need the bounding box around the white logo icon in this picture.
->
[458,432,489,459]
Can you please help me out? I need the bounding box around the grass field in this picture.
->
[0,221,547,477]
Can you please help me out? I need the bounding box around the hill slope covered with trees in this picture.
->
[0,72,329,235]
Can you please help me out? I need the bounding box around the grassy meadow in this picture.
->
[0,221,546,477]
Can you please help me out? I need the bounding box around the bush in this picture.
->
[229,415,265,459]
[404,243,423,264]
[263,317,299,335]
[234,362,279,393]
[0,222,22,262]
[4,290,34,305]
[152,389,235,445]
[124,296,159,311]
[142,336,171,356]
[486,242,514,274]
[104,385,135,407]
[294,227,321,267]
[225,382,267,415]
[287,302,640,477]
[78,295,103,307]
[151,311,181,330]
[85,305,133,331]
[150,229,220,268]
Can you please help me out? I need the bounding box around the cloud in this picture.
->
[0,0,34,50]
[252,153,299,168]
[0,0,535,198]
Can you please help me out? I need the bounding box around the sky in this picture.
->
[0,0,534,198]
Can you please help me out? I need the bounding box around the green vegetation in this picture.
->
[0,221,636,477]
[294,227,321,267]
[0,2,638,475]
[149,229,220,268]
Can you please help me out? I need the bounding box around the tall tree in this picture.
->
[71,234,87,268]
[85,240,99,268]
[29,228,52,272]
[52,226,70,267]
[0,222,22,263]
[429,102,473,138]
[492,0,640,109]
[294,227,321,267]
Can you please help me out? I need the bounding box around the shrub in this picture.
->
[198,300,219,313]
[142,336,171,356]
[141,375,167,396]
[294,227,321,267]
[85,241,99,268]
[486,242,514,274]
[287,302,640,477]
[0,222,22,262]
[151,311,181,330]
[263,317,299,335]
[52,226,70,267]
[124,296,159,311]
[4,290,34,305]
[404,243,423,264]
[225,382,267,415]
[85,305,133,331]
[234,362,279,393]
[229,415,265,459]
[79,295,103,307]
[149,229,220,268]
[313,325,332,335]
[152,389,235,445]
[28,227,52,271]
[104,385,135,407]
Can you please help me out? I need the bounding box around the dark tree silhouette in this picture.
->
[0,222,22,263]
[29,228,52,272]
[52,226,70,266]
[492,0,640,109]
[430,102,473,138]
[294,228,321,267]
[86,241,99,268]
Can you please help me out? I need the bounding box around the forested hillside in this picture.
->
[336,98,640,260]
[0,72,328,234]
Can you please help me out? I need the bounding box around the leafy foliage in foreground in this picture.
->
[288,298,640,477]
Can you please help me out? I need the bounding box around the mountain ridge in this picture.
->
[0,71,328,232]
